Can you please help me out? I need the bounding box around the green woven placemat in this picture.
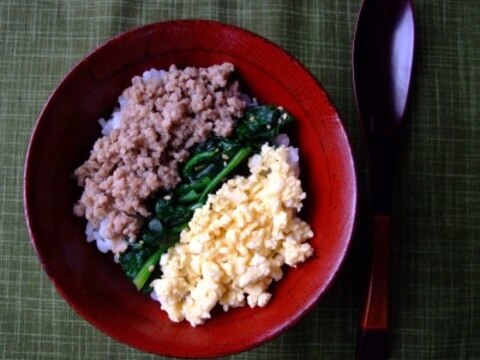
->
[1,1,478,359]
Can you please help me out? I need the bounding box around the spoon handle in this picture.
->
[357,215,391,360]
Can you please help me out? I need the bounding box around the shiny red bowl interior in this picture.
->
[24,20,356,358]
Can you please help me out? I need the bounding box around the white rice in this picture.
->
[85,218,127,259]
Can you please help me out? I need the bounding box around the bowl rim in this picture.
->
[23,19,357,358]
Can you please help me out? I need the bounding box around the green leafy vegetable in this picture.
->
[155,198,193,227]
[197,147,252,204]
[132,237,177,290]
[174,176,211,195]
[119,243,154,281]
[178,189,200,203]
[235,105,294,145]
[182,151,217,177]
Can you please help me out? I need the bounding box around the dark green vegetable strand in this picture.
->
[198,147,252,204]
[133,248,163,290]
[182,150,217,177]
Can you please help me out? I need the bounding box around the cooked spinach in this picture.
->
[235,105,294,145]
[132,238,176,290]
[119,242,154,281]
[155,198,193,227]
[119,104,295,291]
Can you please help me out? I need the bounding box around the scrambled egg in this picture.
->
[151,144,314,327]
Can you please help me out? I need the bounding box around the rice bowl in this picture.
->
[24,20,356,357]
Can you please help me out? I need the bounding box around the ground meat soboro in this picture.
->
[73,63,246,249]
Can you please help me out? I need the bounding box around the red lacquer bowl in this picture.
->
[24,20,356,358]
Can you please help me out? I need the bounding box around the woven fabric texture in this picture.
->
[1,1,478,359]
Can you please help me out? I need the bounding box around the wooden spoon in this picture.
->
[352,0,415,358]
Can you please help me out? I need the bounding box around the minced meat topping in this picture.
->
[73,63,246,244]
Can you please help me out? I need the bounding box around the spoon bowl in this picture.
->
[353,0,415,147]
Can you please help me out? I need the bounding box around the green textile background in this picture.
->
[1,1,478,359]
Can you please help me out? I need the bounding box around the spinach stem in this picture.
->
[175,176,211,195]
[198,147,252,204]
[178,189,200,203]
[133,248,163,290]
[182,151,216,175]
[169,222,189,234]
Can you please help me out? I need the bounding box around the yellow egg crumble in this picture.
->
[152,144,314,327]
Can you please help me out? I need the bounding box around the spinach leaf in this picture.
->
[235,105,294,145]
[119,243,156,281]
[155,200,192,227]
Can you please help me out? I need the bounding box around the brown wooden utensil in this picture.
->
[352,0,415,358]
